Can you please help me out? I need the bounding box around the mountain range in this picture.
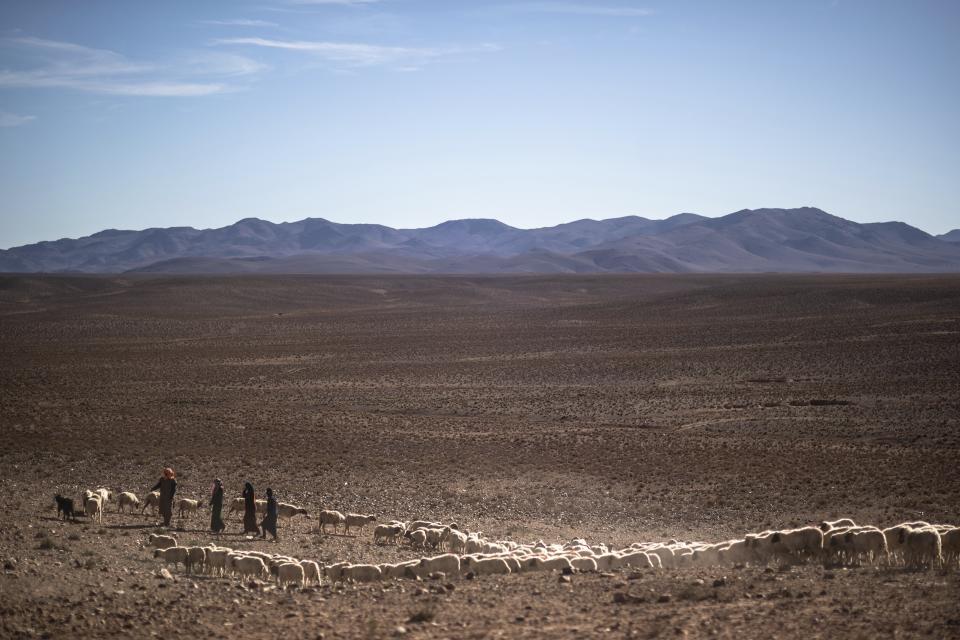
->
[2,208,959,274]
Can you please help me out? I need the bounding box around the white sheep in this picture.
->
[142,491,161,514]
[233,556,268,579]
[940,528,959,568]
[418,554,460,576]
[299,560,321,586]
[154,546,188,571]
[904,528,942,569]
[463,557,511,576]
[406,529,428,549]
[446,528,469,554]
[277,503,309,521]
[318,510,346,534]
[373,523,404,545]
[116,492,140,513]
[206,549,229,577]
[277,562,305,588]
[94,488,112,504]
[185,547,207,574]
[147,533,178,549]
[178,498,200,519]
[570,557,598,573]
[424,526,452,550]
[84,495,103,524]
[819,518,857,532]
[227,497,245,518]
[342,564,383,583]
[344,513,376,535]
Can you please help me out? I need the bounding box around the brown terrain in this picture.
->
[1,273,958,639]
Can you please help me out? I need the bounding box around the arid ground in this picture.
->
[1,274,958,639]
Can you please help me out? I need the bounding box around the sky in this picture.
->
[1,0,958,249]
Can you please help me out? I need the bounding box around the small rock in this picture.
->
[558,575,571,583]
[693,579,705,586]
[713,578,727,588]
[158,568,174,581]
[444,583,455,592]
[4,558,17,571]
[393,626,407,636]
[657,594,671,603]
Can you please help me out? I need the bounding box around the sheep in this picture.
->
[54,494,75,521]
[373,523,404,545]
[323,562,349,583]
[619,551,654,569]
[462,557,511,576]
[419,554,460,576]
[770,527,824,562]
[524,556,573,573]
[234,556,269,579]
[94,488,112,505]
[424,526,452,551]
[344,513,376,535]
[147,533,178,549]
[278,503,309,521]
[407,520,442,532]
[904,528,942,569]
[300,560,322,586]
[883,526,911,566]
[847,528,887,565]
[447,528,469,554]
[594,553,619,571]
[154,546,188,571]
[342,564,383,583]
[206,549,229,577]
[318,510,346,535]
[406,530,428,549]
[142,491,161,514]
[185,547,207,574]
[276,562,305,588]
[84,495,103,524]
[940,528,960,568]
[819,518,857,532]
[116,492,140,513]
[178,498,200,520]
[570,557,598,573]
[227,497,245,518]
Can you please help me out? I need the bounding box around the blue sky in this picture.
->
[1,0,958,248]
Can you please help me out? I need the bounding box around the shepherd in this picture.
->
[242,482,259,535]
[150,467,177,528]
[210,478,225,534]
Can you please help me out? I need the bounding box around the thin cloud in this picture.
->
[214,36,499,67]
[0,36,261,97]
[200,19,280,28]
[0,110,36,127]
[287,0,383,5]
[508,2,654,17]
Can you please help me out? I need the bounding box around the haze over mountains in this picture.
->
[2,208,960,274]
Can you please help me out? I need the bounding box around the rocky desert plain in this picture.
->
[1,273,958,639]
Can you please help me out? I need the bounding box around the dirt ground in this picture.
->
[1,273,958,639]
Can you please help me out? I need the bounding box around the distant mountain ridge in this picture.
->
[3,208,960,274]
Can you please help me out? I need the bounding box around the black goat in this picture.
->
[54,494,75,521]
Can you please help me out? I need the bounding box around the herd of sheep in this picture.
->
[140,516,960,591]
[53,490,959,590]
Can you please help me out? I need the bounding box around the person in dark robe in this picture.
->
[150,467,177,528]
[260,487,278,541]
[209,478,225,534]
[242,482,258,534]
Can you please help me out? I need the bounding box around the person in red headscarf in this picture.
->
[150,467,177,527]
